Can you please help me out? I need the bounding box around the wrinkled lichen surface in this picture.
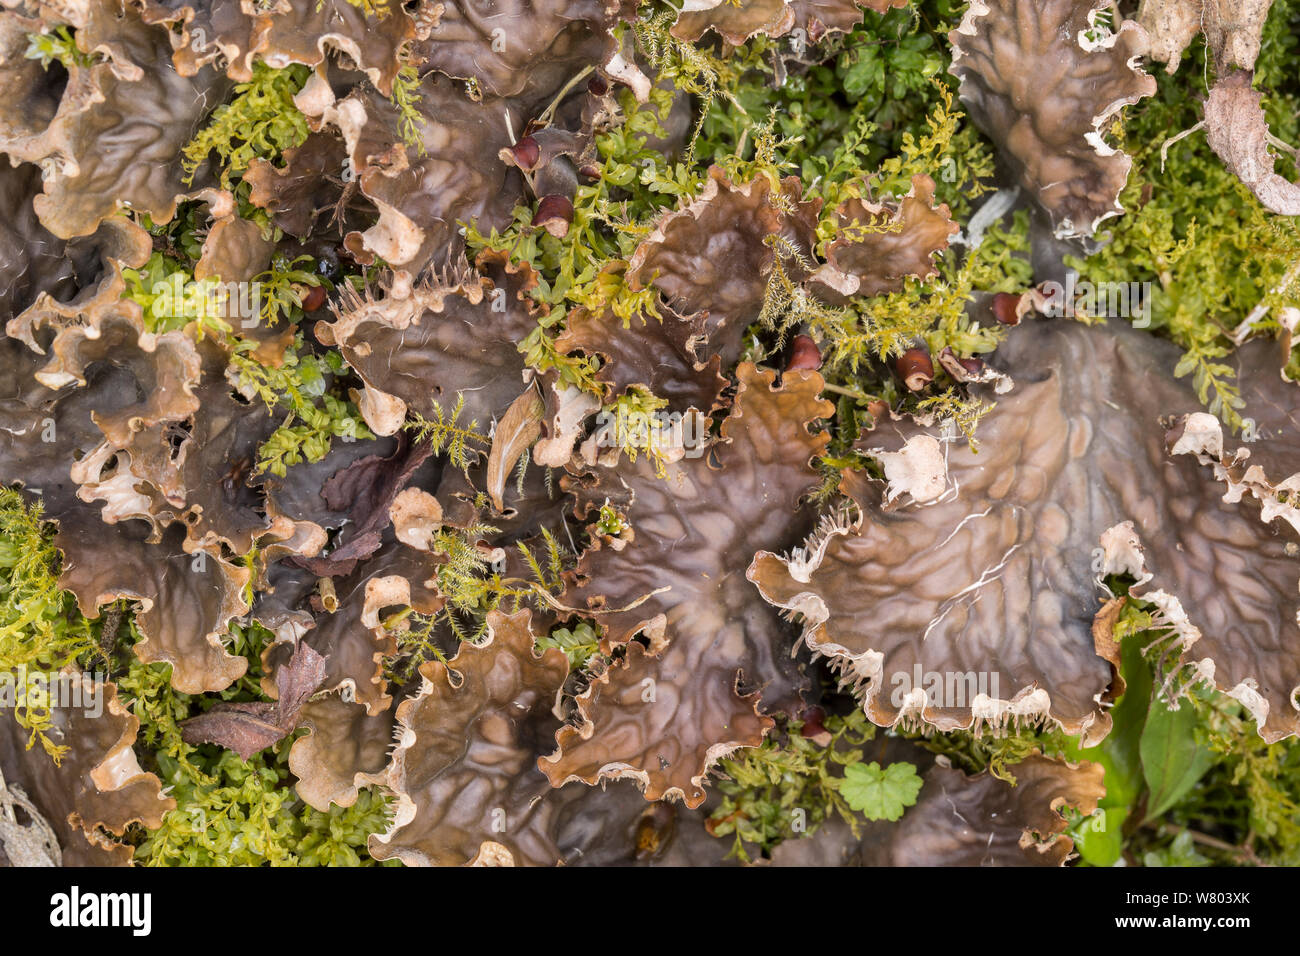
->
[2,0,1300,869]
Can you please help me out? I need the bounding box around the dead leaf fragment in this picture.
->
[487,388,546,513]
[181,643,327,760]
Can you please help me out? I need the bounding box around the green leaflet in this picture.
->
[535,622,600,671]
[1066,615,1152,805]
[1140,696,1216,822]
[1143,830,1212,868]
[1062,614,1154,866]
[839,761,922,822]
[1073,807,1129,868]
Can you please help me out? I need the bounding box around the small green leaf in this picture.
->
[840,761,922,822]
[1140,696,1215,820]
[1073,806,1128,867]
[1064,623,1151,808]
[1142,830,1212,868]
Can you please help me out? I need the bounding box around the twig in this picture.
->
[1160,121,1205,172]
[1231,257,1300,344]
[536,66,594,129]
[820,382,872,401]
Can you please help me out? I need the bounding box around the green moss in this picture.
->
[466,85,691,393]
[426,526,566,642]
[254,253,329,328]
[536,621,600,670]
[469,0,1002,428]
[120,247,371,482]
[230,338,374,478]
[696,0,990,217]
[337,0,391,17]
[403,395,492,473]
[183,63,312,191]
[602,388,673,475]
[909,725,1068,784]
[1069,11,1300,430]
[389,62,426,153]
[708,709,926,861]
[0,518,393,864]
[707,707,878,863]
[0,490,101,761]
[5,0,1299,869]
[119,621,393,866]
[24,26,98,70]
[135,744,394,867]
[123,252,240,338]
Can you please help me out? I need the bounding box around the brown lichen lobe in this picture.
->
[949,0,1156,237]
[370,610,569,867]
[1,678,173,866]
[770,751,1105,867]
[538,363,833,808]
[752,320,1300,743]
